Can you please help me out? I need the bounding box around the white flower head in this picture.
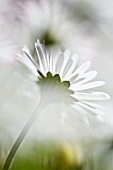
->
[18,40,110,120]
[1,0,112,65]
[23,0,95,57]
[22,0,105,60]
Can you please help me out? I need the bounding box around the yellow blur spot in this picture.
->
[58,142,75,166]
[57,142,83,169]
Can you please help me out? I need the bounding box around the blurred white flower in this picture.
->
[0,0,101,64]
[22,0,75,48]
[22,0,99,60]
[0,0,113,69]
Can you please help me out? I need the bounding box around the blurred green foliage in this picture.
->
[1,140,113,170]
[0,141,82,170]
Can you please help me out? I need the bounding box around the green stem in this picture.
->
[2,99,47,170]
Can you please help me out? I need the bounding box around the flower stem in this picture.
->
[2,99,47,170]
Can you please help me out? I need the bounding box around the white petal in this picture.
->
[17,51,38,77]
[71,71,97,85]
[72,92,110,100]
[22,47,38,67]
[78,102,105,116]
[51,47,62,75]
[71,81,105,91]
[45,51,50,71]
[49,52,53,73]
[35,41,47,75]
[70,61,91,78]
[55,53,64,75]
[71,103,88,114]
[80,101,105,109]
[61,51,75,79]
[60,49,70,78]
[64,53,79,80]
[71,102,105,123]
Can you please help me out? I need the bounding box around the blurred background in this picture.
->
[0,0,113,169]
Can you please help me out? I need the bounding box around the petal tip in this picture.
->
[106,94,110,99]
[35,42,38,47]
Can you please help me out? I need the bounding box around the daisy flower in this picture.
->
[3,40,110,170]
[18,40,110,115]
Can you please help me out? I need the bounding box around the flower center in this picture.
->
[40,30,59,46]
[37,71,74,104]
